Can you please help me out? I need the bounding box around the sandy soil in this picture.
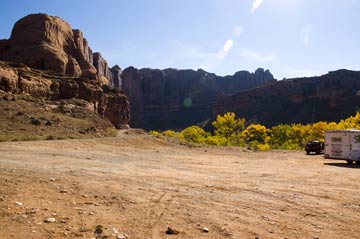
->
[0,129,359,239]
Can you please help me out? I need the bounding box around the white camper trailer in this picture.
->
[324,130,360,164]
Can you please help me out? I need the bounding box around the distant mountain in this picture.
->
[122,67,275,130]
[214,69,360,127]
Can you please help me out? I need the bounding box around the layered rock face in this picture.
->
[93,52,111,85]
[0,61,129,128]
[0,13,124,89]
[0,14,128,128]
[122,67,275,130]
[0,14,97,79]
[110,65,122,89]
[214,69,360,127]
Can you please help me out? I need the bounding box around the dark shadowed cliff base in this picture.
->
[122,66,360,130]
[215,69,360,127]
[122,67,275,130]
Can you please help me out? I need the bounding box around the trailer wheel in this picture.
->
[346,160,353,164]
[316,150,320,155]
[306,151,310,155]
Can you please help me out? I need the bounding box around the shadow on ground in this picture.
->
[324,162,360,168]
[305,153,324,157]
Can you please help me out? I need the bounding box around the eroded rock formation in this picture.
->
[214,69,360,126]
[0,61,129,128]
[0,14,98,79]
[110,65,122,89]
[122,67,275,130]
[93,52,112,85]
[0,13,124,89]
[0,14,129,128]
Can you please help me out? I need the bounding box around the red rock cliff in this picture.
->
[0,14,99,80]
[214,70,360,126]
[0,14,129,128]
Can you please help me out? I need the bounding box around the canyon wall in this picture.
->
[122,67,275,130]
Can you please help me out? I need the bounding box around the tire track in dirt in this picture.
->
[142,191,173,238]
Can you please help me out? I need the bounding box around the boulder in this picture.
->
[102,92,130,128]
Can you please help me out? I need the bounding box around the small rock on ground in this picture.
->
[202,227,209,233]
[44,217,56,223]
[166,227,179,235]
[116,234,128,239]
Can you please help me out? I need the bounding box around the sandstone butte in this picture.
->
[0,13,129,129]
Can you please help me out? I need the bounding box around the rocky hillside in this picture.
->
[0,13,129,138]
[122,67,275,130]
[214,69,360,127]
[0,89,117,141]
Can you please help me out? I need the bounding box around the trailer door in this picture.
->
[325,131,351,159]
[350,131,360,161]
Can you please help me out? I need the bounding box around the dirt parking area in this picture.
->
[0,130,359,239]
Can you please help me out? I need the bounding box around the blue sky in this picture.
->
[0,0,359,79]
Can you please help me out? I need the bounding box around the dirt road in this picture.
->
[0,130,359,239]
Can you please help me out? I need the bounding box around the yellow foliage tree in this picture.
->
[205,135,228,146]
[150,112,360,151]
[269,124,292,149]
[212,112,245,145]
[338,112,360,129]
[308,121,328,141]
[162,130,184,141]
[241,124,269,150]
[181,126,209,143]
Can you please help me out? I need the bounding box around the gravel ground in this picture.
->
[0,130,359,239]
